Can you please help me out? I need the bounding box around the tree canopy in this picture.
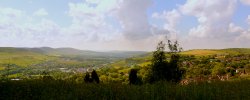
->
[148,39,184,83]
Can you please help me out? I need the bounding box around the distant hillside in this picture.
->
[0,47,147,68]
[109,48,250,68]
[33,47,147,58]
[181,48,250,56]
[0,47,147,58]
[0,47,52,67]
[181,49,223,56]
[1,47,249,68]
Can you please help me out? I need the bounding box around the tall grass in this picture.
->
[0,79,250,100]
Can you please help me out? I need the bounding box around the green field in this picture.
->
[0,50,53,67]
[181,48,250,56]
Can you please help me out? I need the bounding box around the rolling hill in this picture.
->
[27,47,147,58]
[109,48,250,68]
[1,47,250,69]
[0,47,147,58]
[181,48,250,56]
[0,47,147,67]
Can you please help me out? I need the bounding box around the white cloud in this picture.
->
[152,9,181,40]
[177,0,250,49]
[0,7,23,18]
[247,15,250,25]
[65,0,171,50]
[180,0,237,38]
[1,0,249,51]
[0,7,25,24]
[237,30,250,40]
[114,0,154,40]
[0,1,182,50]
[67,0,118,42]
[0,7,25,40]
[228,23,244,33]
[33,8,48,16]
[153,9,181,30]
[240,0,250,5]
[236,15,250,41]
[85,0,100,4]
[0,7,63,47]
[0,19,62,47]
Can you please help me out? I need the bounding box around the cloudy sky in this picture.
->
[0,0,250,51]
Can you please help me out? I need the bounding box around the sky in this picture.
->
[0,0,250,51]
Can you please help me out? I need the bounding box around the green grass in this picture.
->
[0,66,4,70]
[0,79,250,100]
[181,48,250,56]
[181,49,222,56]
[0,52,55,67]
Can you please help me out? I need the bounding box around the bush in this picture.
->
[91,70,100,83]
[84,72,92,83]
[129,69,142,85]
[84,70,100,83]
[212,63,226,76]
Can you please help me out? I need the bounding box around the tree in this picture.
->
[129,69,142,85]
[148,39,184,83]
[84,72,92,83]
[212,63,226,77]
[91,70,100,83]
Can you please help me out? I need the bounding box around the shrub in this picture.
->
[129,69,142,85]
[84,72,92,83]
[91,70,100,83]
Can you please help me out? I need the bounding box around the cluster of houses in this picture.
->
[58,66,102,73]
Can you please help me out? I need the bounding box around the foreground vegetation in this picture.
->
[1,79,250,100]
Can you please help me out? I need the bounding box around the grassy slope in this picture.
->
[110,53,152,68]
[180,49,223,56]
[181,48,250,56]
[109,48,250,69]
[0,47,147,68]
[0,47,54,67]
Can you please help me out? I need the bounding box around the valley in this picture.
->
[1,47,250,83]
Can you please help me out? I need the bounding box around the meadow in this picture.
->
[0,79,250,100]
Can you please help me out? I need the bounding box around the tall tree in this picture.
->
[168,40,183,82]
[149,39,183,83]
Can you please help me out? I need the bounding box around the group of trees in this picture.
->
[84,70,100,83]
[148,40,183,83]
[182,53,250,79]
[128,39,184,84]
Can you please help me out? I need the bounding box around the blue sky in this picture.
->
[0,0,250,51]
